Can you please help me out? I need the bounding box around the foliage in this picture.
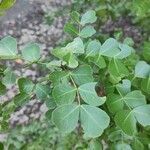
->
[0,0,16,15]
[0,9,150,149]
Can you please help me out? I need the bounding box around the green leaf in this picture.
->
[111,142,132,150]
[52,83,77,105]
[35,83,50,100]
[14,93,30,107]
[0,142,4,150]
[116,79,131,96]
[108,59,129,78]
[85,40,101,57]
[133,105,150,126]
[18,78,34,94]
[49,71,69,86]
[132,139,144,150]
[0,81,6,95]
[135,61,150,78]
[80,10,97,26]
[71,11,80,23]
[0,0,16,10]
[79,82,106,106]
[115,110,137,135]
[89,54,106,69]
[107,94,123,113]
[141,77,150,93]
[80,104,110,138]
[107,90,146,113]
[114,43,132,59]
[52,104,79,133]
[100,38,119,57]
[64,22,78,36]
[21,43,41,62]
[0,36,17,58]
[79,26,96,38]
[123,90,146,108]
[63,52,78,68]
[2,68,16,85]
[65,37,84,54]
[89,139,102,150]
[143,42,150,61]
[71,65,93,85]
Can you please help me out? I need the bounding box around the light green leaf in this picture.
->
[135,61,150,78]
[18,78,34,94]
[114,43,132,59]
[79,26,96,38]
[116,79,131,96]
[85,40,101,58]
[52,83,77,105]
[71,65,93,85]
[124,90,146,108]
[111,142,132,150]
[0,36,17,58]
[65,37,84,54]
[0,81,6,95]
[21,43,41,62]
[115,110,137,135]
[100,38,119,57]
[64,22,78,36]
[141,77,150,93]
[79,82,106,106]
[0,0,16,10]
[80,10,97,26]
[2,68,16,85]
[133,105,150,126]
[52,104,79,133]
[108,59,129,78]
[35,83,50,100]
[80,105,110,138]
[14,93,30,107]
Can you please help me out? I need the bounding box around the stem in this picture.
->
[69,75,80,105]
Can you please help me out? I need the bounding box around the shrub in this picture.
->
[0,10,150,149]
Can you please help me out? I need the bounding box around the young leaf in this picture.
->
[108,59,129,78]
[135,61,150,78]
[0,36,17,58]
[71,65,93,85]
[141,77,150,93]
[21,43,41,62]
[65,37,84,54]
[52,104,79,133]
[116,79,131,96]
[35,83,50,100]
[18,78,34,94]
[52,83,77,105]
[79,26,96,38]
[133,105,150,126]
[115,110,137,135]
[80,10,97,26]
[80,105,110,138]
[79,82,106,106]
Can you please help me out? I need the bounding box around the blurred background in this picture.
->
[0,0,150,149]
